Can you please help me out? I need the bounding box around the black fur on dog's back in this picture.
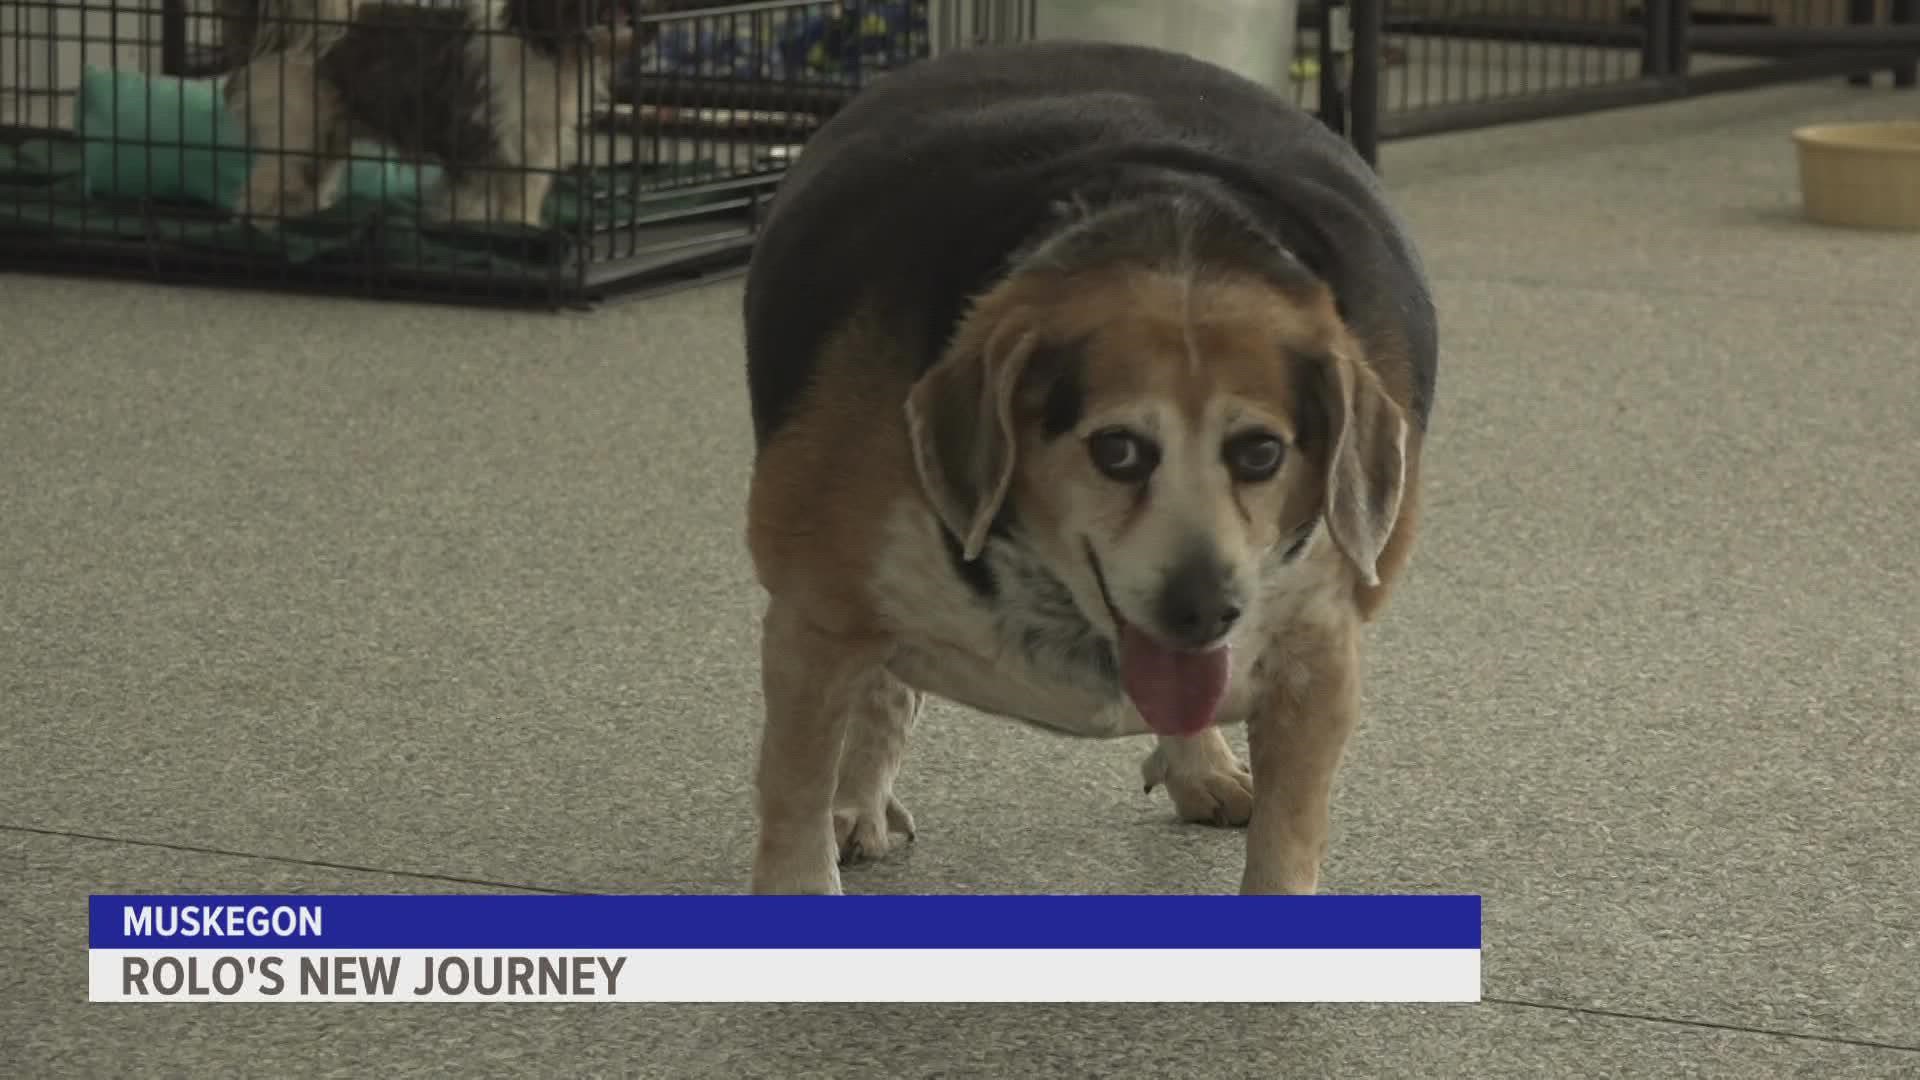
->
[316,6,495,168]
[743,40,1437,452]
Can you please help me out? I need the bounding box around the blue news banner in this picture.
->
[88,894,1483,1004]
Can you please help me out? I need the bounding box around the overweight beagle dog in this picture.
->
[741,40,1437,895]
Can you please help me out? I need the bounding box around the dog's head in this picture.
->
[905,192,1409,734]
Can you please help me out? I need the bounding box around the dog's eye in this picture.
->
[1087,429,1158,483]
[1224,433,1286,483]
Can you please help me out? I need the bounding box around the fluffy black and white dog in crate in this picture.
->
[219,0,641,228]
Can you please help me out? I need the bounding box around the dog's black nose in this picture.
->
[1155,552,1243,649]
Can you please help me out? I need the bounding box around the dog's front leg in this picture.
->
[1142,728,1254,827]
[1240,622,1361,895]
[751,598,892,894]
[833,669,920,865]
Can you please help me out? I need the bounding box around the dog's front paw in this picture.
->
[234,176,320,229]
[1142,736,1255,828]
[833,793,915,865]
[751,857,842,895]
[233,195,292,231]
[751,824,845,894]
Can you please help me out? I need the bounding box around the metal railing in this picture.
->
[1322,0,1920,165]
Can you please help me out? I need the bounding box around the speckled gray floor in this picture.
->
[3,80,1918,1076]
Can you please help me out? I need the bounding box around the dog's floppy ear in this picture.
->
[1299,347,1409,587]
[904,320,1040,561]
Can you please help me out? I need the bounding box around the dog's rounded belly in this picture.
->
[885,641,1150,738]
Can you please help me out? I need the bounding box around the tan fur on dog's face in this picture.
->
[1008,269,1334,647]
[907,263,1409,650]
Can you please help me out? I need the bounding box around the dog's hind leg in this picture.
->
[1141,728,1255,828]
[832,669,920,866]
[309,124,350,212]
[486,136,559,229]
[443,37,564,229]
[227,57,345,226]
[751,598,893,895]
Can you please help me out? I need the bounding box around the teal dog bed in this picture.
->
[74,66,439,212]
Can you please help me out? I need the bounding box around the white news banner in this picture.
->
[89,948,1482,1004]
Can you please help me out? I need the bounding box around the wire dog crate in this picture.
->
[0,0,1035,306]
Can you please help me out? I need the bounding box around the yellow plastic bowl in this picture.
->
[1792,120,1920,231]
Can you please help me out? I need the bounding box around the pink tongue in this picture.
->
[1119,625,1231,736]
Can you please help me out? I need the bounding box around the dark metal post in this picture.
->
[1894,0,1917,88]
[1848,0,1877,86]
[1350,0,1381,169]
[1643,0,1673,79]
[160,0,189,76]
[1318,1,1348,137]
[1668,0,1692,78]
